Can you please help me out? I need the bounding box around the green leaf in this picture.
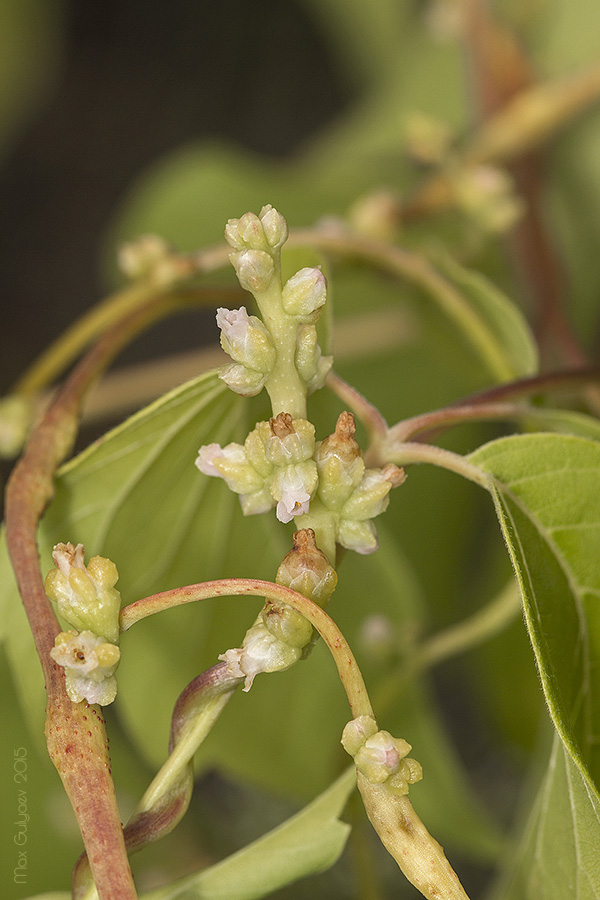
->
[491,733,600,900]
[470,433,600,782]
[140,768,355,900]
[468,433,600,896]
[432,254,539,380]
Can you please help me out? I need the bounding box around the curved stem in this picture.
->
[373,440,492,490]
[120,578,374,719]
[287,229,516,381]
[12,285,243,398]
[5,292,200,900]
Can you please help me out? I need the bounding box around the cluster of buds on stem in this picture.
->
[219,529,337,690]
[197,413,317,523]
[197,411,404,553]
[217,205,331,410]
[341,715,422,795]
[45,543,122,705]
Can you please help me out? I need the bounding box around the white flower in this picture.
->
[50,630,120,705]
[271,464,317,523]
[276,491,311,524]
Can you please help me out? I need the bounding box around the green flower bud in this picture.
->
[118,234,188,285]
[229,249,275,293]
[294,325,333,393]
[244,420,273,478]
[219,362,268,396]
[354,730,412,784]
[340,465,404,522]
[216,307,276,374]
[259,204,288,250]
[262,602,314,649]
[224,206,288,253]
[276,528,337,606]
[341,715,379,756]
[44,543,121,644]
[281,267,327,320]
[50,630,120,706]
[266,414,315,466]
[337,519,379,555]
[315,412,365,510]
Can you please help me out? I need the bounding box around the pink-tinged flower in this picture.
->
[216,306,275,374]
[271,463,317,524]
[195,443,226,477]
[276,490,311,524]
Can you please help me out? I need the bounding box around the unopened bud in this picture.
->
[230,249,275,293]
[341,465,405,522]
[225,206,288,253]
[315,412,365,509]
[259,205,288,250]
[216,306,276,373]
[281,267,327,320]
[262,602,314,649]
[266,415,315,466]
[219,362,268,396]
[341,715,379,756]
[276,529,337,606]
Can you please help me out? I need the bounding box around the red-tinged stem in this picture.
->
[5,292,198,899]
[120,578,374,720]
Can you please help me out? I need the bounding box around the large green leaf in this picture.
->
[469,433,600,895]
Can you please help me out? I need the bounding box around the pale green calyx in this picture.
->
[281,267,327,321]
[342,716,423,796]
[275,528,337,606]
[50,630,120,706]
[216,305,276,396]
[229,249,275,293]
[45,543,122,644]
[295,325,333,394]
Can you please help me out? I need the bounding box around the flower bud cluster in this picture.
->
[197,412,405,553]
[45,543,122,705]
[341,715,423,796]
[196,414,317,522]
[219,529,337,691]
[219,206,332,402]
[452,165,524,235]
[118,234,190,285]
[311,412,405,554]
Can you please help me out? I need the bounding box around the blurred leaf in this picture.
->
[491,732,600,900]
[432,254,538,380]
[140,768,355,900]
[0,0,63,160]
